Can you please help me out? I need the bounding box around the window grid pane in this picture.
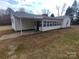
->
[47,21,49,26]
[43,21,61,27]
[43,21,46,27]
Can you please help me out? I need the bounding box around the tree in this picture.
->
[65,7,73,16]
[65,7,74,24]
[41,9,50,16]
[71,0,78,16]
[61,3,66,16]
[56,3,66,16]
[51,13,54,17]
[72,0,77,12]
[65,0,79,24]
[56,5,60,16]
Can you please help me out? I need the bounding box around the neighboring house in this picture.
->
[11,12,71,32]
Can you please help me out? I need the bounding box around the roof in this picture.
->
[12,12,68,20]
[13,12,43,19]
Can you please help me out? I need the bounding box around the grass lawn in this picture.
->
[0,30,14,37]
[0,25,14,37]
[0,26,79,59]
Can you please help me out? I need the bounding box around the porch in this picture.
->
[17,18,62,35]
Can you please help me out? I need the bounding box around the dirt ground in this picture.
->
[0,26,79,59]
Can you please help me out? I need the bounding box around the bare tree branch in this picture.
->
[56,5,60,16]
[61,3,66,16]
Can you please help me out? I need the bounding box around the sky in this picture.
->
[0,0,78,16]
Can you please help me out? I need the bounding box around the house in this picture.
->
[11,12,71,33]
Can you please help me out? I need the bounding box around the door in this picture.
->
[36,21,41,31]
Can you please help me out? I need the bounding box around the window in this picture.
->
[50,21,52,26]
[55,22,56,26]
[53,21,56,26]
[56,22,58,26]
[51,21,54,26]
[52,21,54,26]
[39,21,42,27]
[47,21,49,26]
[43,21,46,27]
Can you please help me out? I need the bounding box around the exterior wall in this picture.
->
[11,15,16,31]
[66,17,71,27]
[15,19,35,31]
[61,16,71,28]
[39,19,61,31]
[11,15,35,31]
[39,26,61,31]
[11,16,71,32]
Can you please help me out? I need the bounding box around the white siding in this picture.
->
[66,17,71,27]
[39,26,61,31]
[39,19,62,31]
[11,16,71,32]
[15,19,35,31]
[11,15,16,31]
[61,16,71,28]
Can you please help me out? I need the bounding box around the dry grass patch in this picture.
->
[0,26,79,59]
[0,25,14,37]
[0,30,14,37]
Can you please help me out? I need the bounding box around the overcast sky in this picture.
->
[0,0,78,16]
